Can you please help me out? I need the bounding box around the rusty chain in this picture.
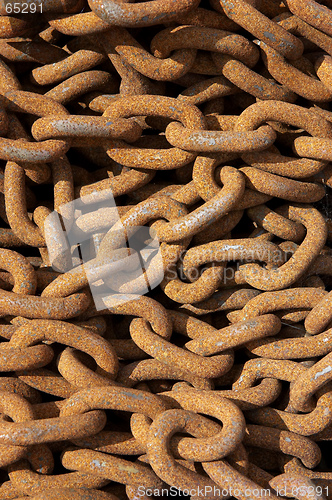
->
[1,0,332,498]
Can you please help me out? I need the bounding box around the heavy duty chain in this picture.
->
[1,0,332,499]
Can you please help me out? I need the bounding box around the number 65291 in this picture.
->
[5,2,43,13]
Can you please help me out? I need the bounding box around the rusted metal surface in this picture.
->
[1,0,332,498]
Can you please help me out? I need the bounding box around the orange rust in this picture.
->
[1,1,332,495]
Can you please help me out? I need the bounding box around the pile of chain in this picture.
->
[2,0,332,498]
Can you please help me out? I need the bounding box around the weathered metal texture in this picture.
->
[1,0,332,497]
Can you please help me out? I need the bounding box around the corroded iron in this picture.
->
[0,0,332,497]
